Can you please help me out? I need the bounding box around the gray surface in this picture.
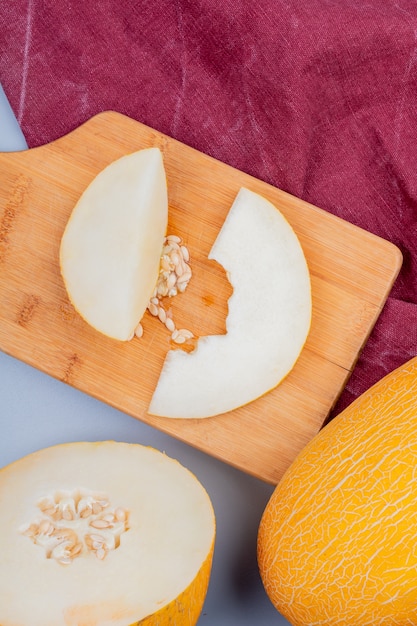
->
[0,86,291,625]
[0,85,28,151]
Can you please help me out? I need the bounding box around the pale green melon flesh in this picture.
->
[0,442,215,626]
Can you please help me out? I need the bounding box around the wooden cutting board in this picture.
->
[0,111,402,484]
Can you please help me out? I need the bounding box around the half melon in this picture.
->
[0,441,215,626]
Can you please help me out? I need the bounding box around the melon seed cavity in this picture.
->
[20,489,129,565]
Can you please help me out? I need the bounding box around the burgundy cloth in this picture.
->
[1,0,416,417]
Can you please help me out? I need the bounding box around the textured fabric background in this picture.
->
[1,0,416,417]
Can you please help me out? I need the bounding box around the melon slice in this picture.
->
[149,187,311,418]
[60,148,168,341]
[0,441,215,626]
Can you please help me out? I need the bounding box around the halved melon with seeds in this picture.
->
[60,148,168,341]
[0,441,215,626]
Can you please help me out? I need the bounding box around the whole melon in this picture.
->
[258,356,417,626]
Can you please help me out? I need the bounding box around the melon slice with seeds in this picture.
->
[60,147,168,341]
[0,441,215,626]
[149,187,312,418]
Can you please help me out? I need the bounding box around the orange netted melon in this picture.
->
[258,356,417,625]
[0,441,215,626]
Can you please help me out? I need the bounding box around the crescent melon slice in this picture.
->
[60,148,168,341]
[0,441,215,626]
[149,187,312,418]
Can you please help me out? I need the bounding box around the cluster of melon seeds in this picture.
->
[135,234,194,344]
[20,490,129,565]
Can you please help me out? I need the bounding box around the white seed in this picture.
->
[89,533,106,544]
[90,518,112,529]
[161,255,172,271]
[43,507,57,517]
[148,302,159,317]
[177,268,192,284]
[58,497,77,521]
[69,542,83,558]
[79,505,92,519]
[167,287,178,297]
[180,245,190,262]
[134,323,144,338]
[167,234,181,243]
[157,307,167,323]
[172,328,193,344]
[78,496,94,515]
[52,541,71,561]
[96,547,107,560]
[178,328,194,339]
[38,498,58,519]
[170,252,180,266]
[167,272,177,289]
[53,528,77,544]
[165,317,175,332]
[157,283,169,297]
[174,260,185,277]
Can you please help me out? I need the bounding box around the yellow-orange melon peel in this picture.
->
[258,356,417,626]
[136,547,213,625]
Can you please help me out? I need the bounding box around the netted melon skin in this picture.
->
[258,357,417,626]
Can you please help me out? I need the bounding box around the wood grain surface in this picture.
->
[0,111,402,483]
